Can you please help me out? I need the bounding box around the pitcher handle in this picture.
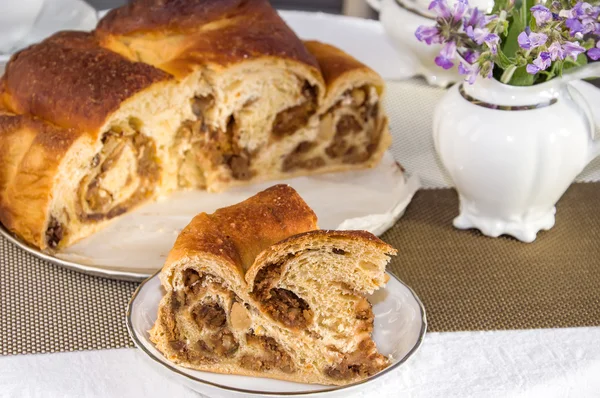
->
[567,80,600,163]
[365,0,382,12]
[560,62,600,161]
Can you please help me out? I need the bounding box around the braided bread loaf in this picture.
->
[0,0,391,250]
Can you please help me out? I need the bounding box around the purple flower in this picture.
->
[465,26,486,43]
[566,18,584,35]
[580,16,600,34]
[562,2,600,35]
[429,0,452,19]
[563,41,586,60]
[415,26,442,45]
[526,64,540,74]
[453,0,469,22]
[548,41,564,61]
[517,31,548,50]
[458,61,480,84]
[588,43,600,60]
[462,49,479,64]
[485,33,499,54]
[464,7,482,28]
[573,2,595,17]
[531,5,552,25]
[465,26,499,54]
[435,41,457,69]
[526,52,552,74]
[464,7,496,30]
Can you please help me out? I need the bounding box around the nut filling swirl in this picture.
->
[77,124,159,222]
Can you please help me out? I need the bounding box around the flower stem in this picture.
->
[500,65,517,83]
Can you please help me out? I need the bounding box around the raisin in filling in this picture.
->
[45,217,64,248]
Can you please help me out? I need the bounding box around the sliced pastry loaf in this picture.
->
[150,185,397,385]
[0,0,394,251]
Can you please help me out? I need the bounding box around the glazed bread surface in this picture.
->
[150,185,397,385]
[0,0,392,251]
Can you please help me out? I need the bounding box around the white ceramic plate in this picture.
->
[127,271,427,398]
[0,153,420,281]
[0,10,427,281]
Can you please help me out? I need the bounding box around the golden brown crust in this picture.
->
[97,0,320,76]
[278,229,396,253]
[245,229,396,286]
[164,184,318,276]
[304,41,370,86]
[0,114,81,248]
[1,31,171,133]
[304,40,384,96]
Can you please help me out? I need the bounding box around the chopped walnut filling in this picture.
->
[162,269,241,362]
[324,86,382,164]
[192,303,240,358]
[77,126,159,222]
[179,97,255,181]
[282,141,325,172]
[239,333,296,373]
[253,261,313,329]
[324,339,386,380]
[272,82,317,137]
[282,85,383,172]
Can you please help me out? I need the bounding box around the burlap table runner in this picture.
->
[2,182,599,355]
[384,183,600,331]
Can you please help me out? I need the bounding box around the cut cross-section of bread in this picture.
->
[0,0,393,251]
[150,185,397,385]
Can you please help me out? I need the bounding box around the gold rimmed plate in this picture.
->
[126,271,427,397]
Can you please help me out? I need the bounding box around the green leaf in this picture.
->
[502,17,523,58]
[508,66,535,86]
[550,60,564,77]
[521,0,534,29]
[502,0,535,59]
[495,47,514,69]
[491,0,508,14]
[564,53,589,70]
[538,70,555,82]
[577,52,589,66]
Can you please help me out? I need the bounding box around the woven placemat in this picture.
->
[0,238,136,355]
[384,183,600,332]
[2,183,600,355]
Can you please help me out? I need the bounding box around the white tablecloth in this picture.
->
[1,9,599,398]
[2,327,599,398]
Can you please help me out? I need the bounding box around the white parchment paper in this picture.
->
[56,153,420,274]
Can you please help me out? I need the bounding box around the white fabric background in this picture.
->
[1,8,599,398]
[2,327,599,398]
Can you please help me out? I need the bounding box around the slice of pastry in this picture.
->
[150,185,397,385]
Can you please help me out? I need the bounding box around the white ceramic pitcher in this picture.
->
[433,74,600,242]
